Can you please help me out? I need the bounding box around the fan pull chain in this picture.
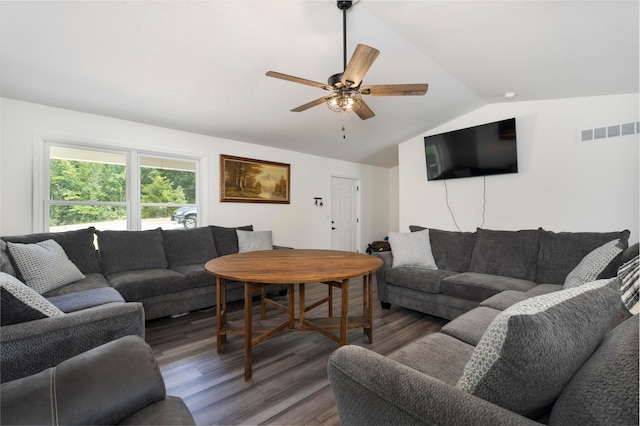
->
[342,113,347,139]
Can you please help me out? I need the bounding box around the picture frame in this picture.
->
[220,154,290,204]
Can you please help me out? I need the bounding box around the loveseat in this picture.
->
[1,335,195,425]
[373,226,634,320]
[0,224,285,382]
[328,272,639,425]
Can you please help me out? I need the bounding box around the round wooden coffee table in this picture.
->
[205,249,383,380]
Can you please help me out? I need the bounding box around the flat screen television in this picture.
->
[424,118,518,181]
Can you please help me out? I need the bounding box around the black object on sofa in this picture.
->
[0,335,195,425]
[374,226,634,320]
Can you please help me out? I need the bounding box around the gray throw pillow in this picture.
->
[237,230,273,252]
[618,255,639,314]
[564,239,625,289]
[7,240,86,294]
[456,278,621,416]
[0,271,64,325]
[389,229,437,269]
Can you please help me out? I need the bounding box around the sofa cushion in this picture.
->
[389,332,475,385]
[549,314,639,425]
[210,225,253,257]
[441,306,501,346]
[171,264,215,289]
[106,268,186,301]
[0,271,64,325]
[42,273,113,297]
[411,226,477,273]
[97,229,168,275]
[1,227,100,274]
[237,230,273,252]
[0,239,16,276]
[564,238,626,289]
[386,268,454,294]
[7,240,86,294]
[389,230,437,269]
[47,287,125,313]
[618,255,639,314]
[456,278,621,416]
[441,272,537,302]
[479,290,531,311]
[535,228,630,284]
[161,227,217,268]
[468,228,539,281]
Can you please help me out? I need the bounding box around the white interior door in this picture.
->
[331,176,359,252]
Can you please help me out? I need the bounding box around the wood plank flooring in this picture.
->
[145,279,447,425]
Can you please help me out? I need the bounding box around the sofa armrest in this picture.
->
[0,301,145,382]
[328,345,540,426]
[0,336,187,425]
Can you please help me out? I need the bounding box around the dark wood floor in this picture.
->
[145,279,447,425]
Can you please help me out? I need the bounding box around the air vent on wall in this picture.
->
[580,121,639,142]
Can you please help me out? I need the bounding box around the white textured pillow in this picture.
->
[0,271,64,321]
[564,238,624,289]
[7,239,86,294]
[618,255,639,314]
[389,229,437,269]
[236,230,273,252]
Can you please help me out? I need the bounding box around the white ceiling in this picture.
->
[1,1,638,168]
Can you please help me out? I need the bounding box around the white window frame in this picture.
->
[33,134,205,232]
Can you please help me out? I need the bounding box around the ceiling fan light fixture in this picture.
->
[327,91,362,112]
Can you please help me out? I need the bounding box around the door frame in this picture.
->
[330,175,362,252]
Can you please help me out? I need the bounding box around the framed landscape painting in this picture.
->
[220,155,290,204]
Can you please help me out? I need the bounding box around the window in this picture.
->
[44,142,200,232]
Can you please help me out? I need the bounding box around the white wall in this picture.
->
[398,94,640,243]
[0,98,392,251]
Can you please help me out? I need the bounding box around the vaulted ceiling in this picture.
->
[1,1,638,167]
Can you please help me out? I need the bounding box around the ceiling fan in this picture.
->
[266,0,428,120]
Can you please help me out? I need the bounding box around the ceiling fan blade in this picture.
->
[342,44,380,88]
[354,99,375,120]
[360,84,429,96]
[266,71,331,90]
[291,95,335,112]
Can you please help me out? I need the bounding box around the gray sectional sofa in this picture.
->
[329,278,639,425]
[0,224,285,382]
[374,226,633,320]
[1,336,195,425]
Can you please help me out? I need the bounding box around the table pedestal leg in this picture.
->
[216,277,227,353]
[340,278,349,345]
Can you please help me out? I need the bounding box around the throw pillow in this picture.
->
[618,255,639,314]
[7,239,86,294]
[388,229,437,269]
[0,271,64,325]
[237,230,273,252]
[456,278,621,416]
[564,238,624,289]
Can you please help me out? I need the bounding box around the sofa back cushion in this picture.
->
[536,229,630,284]
[456,278,621,416]
[409,226,476,272]
[210,225,253,257]
[161,227,217,268]
[549,314,639,425]
[1,227,100,275]
[97,229,168,275]
[468,228,539,281]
